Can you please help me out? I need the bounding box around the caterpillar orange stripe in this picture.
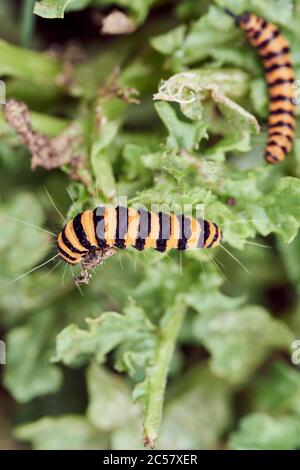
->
[225,9,296,164]
[56,206,222,265]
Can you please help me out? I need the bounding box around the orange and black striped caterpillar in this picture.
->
[57,206,222,265]
[225,9,296,164]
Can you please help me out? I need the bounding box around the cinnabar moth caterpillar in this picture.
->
[225,9,296,164]
[57,206,222,264]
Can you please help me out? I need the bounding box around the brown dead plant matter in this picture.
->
[3,99,78,170]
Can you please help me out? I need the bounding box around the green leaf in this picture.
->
[219,0,294,26]
[193,306,293,384]
[251,361,300,415]
[122,141,154,182]
[15,416,107,450]
[250,78,268,118]
[212,87,260,136]
[157,5,239,67]
[54,303,156,374]
[278,233,300,291]
[154,69,259,155]
[154,101,208,152]
[208,46,260,75]
[155,68,250,113]
[0,39,61,84]
[0,271,67,328]
[91,154,117,200]
[0,192,52,280]
[94,0,157,23]
[273,177,300,220]
[87,362,140,430]
[34,0,92,19]
[2,0,300,452]
[157,366,232,449]
[4,312,62,402]
[112,365,233,450]
[262,177,300,243]
[90,107,121,200]
[151,25,187,55]
[229,413,300,450]
[185,271,244,315]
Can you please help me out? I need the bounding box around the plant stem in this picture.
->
[20,0,36,48]
[143,296,187,448]
[0,109,69,137]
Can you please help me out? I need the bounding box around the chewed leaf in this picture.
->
[211,87,260,136]
[53,303,156,374]
[154,70,260,147]
[2,0,300,452]
[154,69,250,103]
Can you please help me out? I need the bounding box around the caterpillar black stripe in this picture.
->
[225,9,296,164]
[57,206,222,264]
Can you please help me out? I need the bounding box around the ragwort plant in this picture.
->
[0,0,300,450]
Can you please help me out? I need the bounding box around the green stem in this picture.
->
[20,0,36,48]
[143,296,187,448]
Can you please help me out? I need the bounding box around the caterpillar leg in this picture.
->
[74,246,116,286]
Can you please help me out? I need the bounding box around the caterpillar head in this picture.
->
[210,224,223,249]
[57,225,116,285]
[200,220,223,249]
[237,12,257,30]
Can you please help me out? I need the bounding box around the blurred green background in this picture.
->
[1,0,300,450]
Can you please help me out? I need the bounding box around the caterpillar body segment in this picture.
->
[57,206,222,265]
[225,10,296,164]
